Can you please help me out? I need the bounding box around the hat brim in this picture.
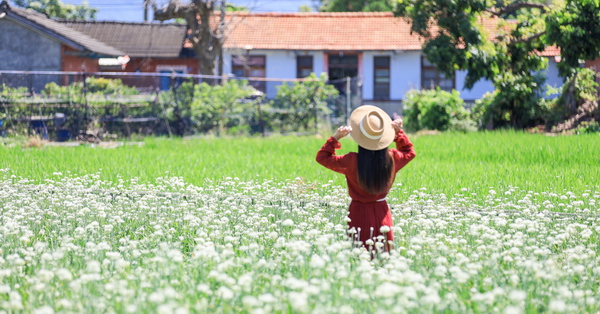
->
[349,105,395,151]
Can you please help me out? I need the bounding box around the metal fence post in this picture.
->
[346,76,351,122]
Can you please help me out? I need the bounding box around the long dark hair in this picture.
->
[357,146,394,195]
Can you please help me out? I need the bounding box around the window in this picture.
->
[328,55,358,81]
[232,55,266,93]
[297,56,313,78]
[156,65,187,91]
[373,56,390,100]
[421,56,455,91]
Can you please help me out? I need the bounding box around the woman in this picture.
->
[316,105,416,252]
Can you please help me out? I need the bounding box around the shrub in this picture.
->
[576,121,600,134]
[270,73,339,132]
[160,80,257,136]
[403,88,476,132]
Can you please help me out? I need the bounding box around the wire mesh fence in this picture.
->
[0,71,363,140]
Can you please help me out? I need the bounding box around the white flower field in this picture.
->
[1,168,599,313]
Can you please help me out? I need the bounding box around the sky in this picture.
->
[56,0,316,22]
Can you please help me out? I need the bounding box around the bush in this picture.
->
[160,80,257,136]
[270,73,338,132]
[576,121,600,134]
[403,88,476,132]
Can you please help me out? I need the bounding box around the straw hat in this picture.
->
[349,105,395,151]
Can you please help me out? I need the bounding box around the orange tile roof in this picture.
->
[222,12,559,56]
[223,12,423,51]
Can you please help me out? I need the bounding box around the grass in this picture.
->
[1,131,598,203]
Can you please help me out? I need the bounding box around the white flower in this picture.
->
[0,284,10,294]
[148,291,165,303]
[548,300,566,312]
[55,269,72,281]
[288,292,308,312]
[375,282,401,298]
[33,306,54,314]
[380,225,391,233]
[217,286,234,300]
[282,219,294,227]
[509,290,527,302]
[503,306,522,314]
[242,295,260,307]
[37,269,54,283]
[310,254,326,269]
[86,260,101,273]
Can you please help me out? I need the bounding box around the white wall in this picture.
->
[544,58,564,92]
[224,49,564,103]
[361,51,422,101]
[455,71,495,101]
[223,50,327,99]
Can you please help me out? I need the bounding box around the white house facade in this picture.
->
[221,12,564,114]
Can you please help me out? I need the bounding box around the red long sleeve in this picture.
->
[315,137,351,175]
[390,130,416,172]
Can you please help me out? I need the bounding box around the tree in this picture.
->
[154,0,227,80]
[395,0,600,129]
[314,0,394,12]
[13,0,97,19]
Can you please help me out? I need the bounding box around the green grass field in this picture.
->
[0,132,599,312]
[1,132,598,203]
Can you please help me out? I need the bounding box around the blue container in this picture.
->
[57,129,71,142]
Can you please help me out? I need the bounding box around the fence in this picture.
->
[0,71,363,140]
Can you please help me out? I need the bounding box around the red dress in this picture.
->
[316,130,416,249]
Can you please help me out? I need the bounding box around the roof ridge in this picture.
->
[57,19,187,27]
[227,12,395,17]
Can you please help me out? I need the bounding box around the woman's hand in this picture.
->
[333,126,352,140]
[392,118,403,132]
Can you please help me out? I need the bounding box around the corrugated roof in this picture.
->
[60,21,189,58]
[5,5,124,57]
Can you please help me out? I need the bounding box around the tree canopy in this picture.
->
[314,0,394,12]
[395,0,600,129]
[13,0,97,19]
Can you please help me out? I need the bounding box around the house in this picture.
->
[0,1,123,91]
[58,20,198,91]
[0,1,198,92]
[220,12,564,114]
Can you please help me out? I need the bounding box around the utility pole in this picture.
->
[143,0,148,22]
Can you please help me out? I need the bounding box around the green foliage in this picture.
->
[545,0,600,76]
[85,77,139,95]
[13,0,97,19]
[576,121,600,134]
[570,68,600,103]
[160,80,256,136]
[0,84,28,99]
[545,68,600,126]
[270,73,339,132]
[395,0,600,130]
[225,2,248,11]
[403,88,476,132]
[316,0,394,12]
[42,78,139,98]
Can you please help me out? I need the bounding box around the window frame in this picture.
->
[232,55,266,93]
[420,55,455,91]
[296,55,314,78]
[373,56,391,100]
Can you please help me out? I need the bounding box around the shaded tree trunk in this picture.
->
[154,0,225,83]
